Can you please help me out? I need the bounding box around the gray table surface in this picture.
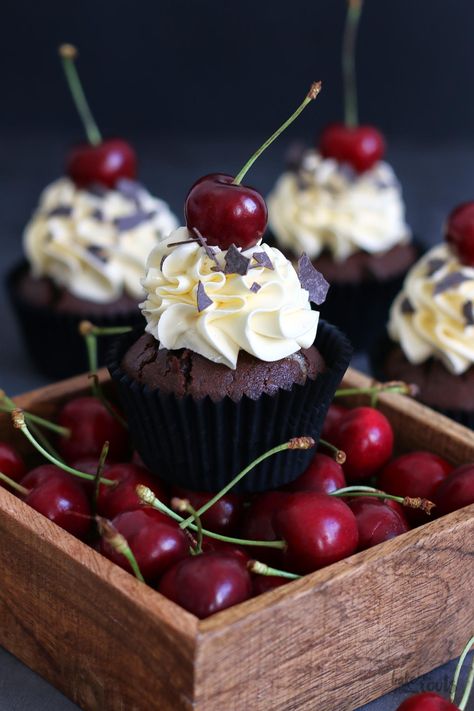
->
[0,132,473,710]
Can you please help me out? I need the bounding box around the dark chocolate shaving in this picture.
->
[116,179,144,203]
[196,281,213,312]
[297,253,330,306]
[224,244,250,275]
[401,297,415,315]
[114,211,155,232]
[167,238,201,248]
[48,205,72,217]
[87,183,108,197]
[433,271,469,295]
[87,245,108,262]
[192,228,220,265]
[91,208,103,221]
[463,300,474,326]
[250,282,261,293]
[426,258,446,277]
[252,251,274,270]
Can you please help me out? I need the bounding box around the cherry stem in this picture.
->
[93,441,110,515]
[330,485,435,514]
[335,381,418,408]
[459,652,474,711]
[96,517,145,583]
[342,0,363,128]
[233,81,322,186]
[0,471,29,496]
[180,436,316,530]
[58,44,102,147]
[450,635,474,708]
[318,439,346,464]
[137,485,286,550]
[12,409,115,486]
[0,390,70,437]
[172,497,203,554]
[248,560,301,581]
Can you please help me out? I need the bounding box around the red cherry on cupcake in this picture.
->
[333,407,394,481]
[171,485,244,534]
[66,138,137,189]
[158,552,252,618]
[445,202,474,267]
[395,693,459,711]
[434,463,474,516]
[284,452,346,494]
[348,497,409,551]
[319,123,385,173]
[0,442,26,484]
[97,463,167,519]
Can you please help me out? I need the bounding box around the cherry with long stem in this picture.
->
[248,560,301,581]
[59,44,102,146]
[172,497,204,555]
[342,0,363,128]
[96,517,145,583]
[330,485,435,515]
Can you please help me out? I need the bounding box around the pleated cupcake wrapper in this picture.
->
[6,261,144,380]
[370,333,474,431]
[107,320,353,493]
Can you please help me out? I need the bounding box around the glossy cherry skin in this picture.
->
[348,497,409,551]
[185,173,268,250]
[66,138,137,189]
[319,123,385,173]
[171,486,244,534]
[274,492,359,573]
[334,407,394,481]
[252,575,289,596]
[201,539,250,568]
[158,552,252,618]
[321,404,349,443]
[434,463,474,516]
[240,491,289,566]
[21,465,91,539]
[445,201,474,266]
[284,453,346,494]
[395,692,458,710]
[0,442,26,484]
[58,397,128,463]
[99,508,189,582]
[97,463,167,520]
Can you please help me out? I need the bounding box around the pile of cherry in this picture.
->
[1,394,473,623]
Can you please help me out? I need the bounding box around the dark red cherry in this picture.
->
[201,538,250,568]
[395,692,458,710]
[445,201,474,266]
[158,552,252,618]
[0,442,26,485]
[252,575,289,596]
[333,407,394,481]
[99,508,188,582]
[348,497,409,550]
[284,452,346,494]
[66,138,137,189]
[97,463,167,519]
[274,492,359,574]
[21,465,91,539]
[434,463,474,516]
[240,491,289,566]
[321,404,349,442]
[319,123,385,173]
[58,397,128,463]
[185,173,267,250]
[171,485,244,534]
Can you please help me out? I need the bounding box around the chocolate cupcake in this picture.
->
[108,228,352,492]
[267,148,417,351]
[7,177,178,378]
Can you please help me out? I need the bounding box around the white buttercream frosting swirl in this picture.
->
[267,149,411,261]
[24,177,178,303]
[388,243,474,375]
[140,227,319,369]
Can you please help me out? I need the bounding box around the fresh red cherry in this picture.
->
[378,452,452,524]
[445,201,474,266]
[284,452,346,494]
[201,538,250,568]
[274,492,359,574]
[348,497,409,551]
[240,491,289,566]
[58,397,128,463]
[319,122,385,173]
[252,574,289,596]
[21,465,91,539]
[185,173,267,250]
[99,508,188,582]
[66,138,137,189]
[97,463,167,520]
[158,552,252,618]
[0,442,26,485]
[434,463,474,516]
[171,485,244,534]
[395,692,459,710]
[321,404,349,442]
[333,407,394,481]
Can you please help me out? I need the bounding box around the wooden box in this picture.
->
[0,368,473,711]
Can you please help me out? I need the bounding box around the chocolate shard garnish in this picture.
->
[116,178,144,202]
[167,238,201,248]
[48,205,72,217]
[433,272,469,296]
[192,228,220,266]
[426,258,446,277]
[297,253,330,306]
[463,300,474,326]
[114,211,154,232]
[196,281,213,312]
[224,244,250,275]
[87,245,108,262]
[253,251,274,270]
[250,282,261,293]
[91,208,103,221]
[401,297,415,315]
[87,183,108,198]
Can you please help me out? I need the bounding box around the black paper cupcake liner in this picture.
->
[107,320,353,493]
[370,333,474,431]
[6,261,144,380]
